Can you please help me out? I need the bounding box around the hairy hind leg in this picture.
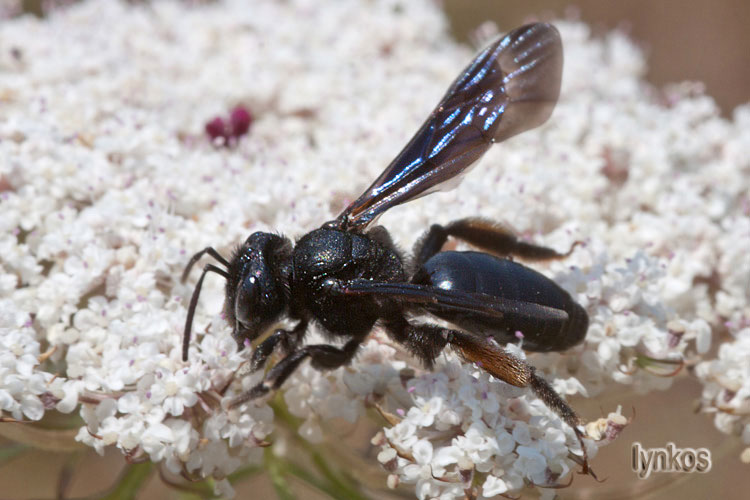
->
[413,217,581,267]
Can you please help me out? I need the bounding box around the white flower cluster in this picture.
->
[374,355,587,499]
[692,157,750,456]
[696,328,750,451]
[1,0,748,498]
[0,311,80,420]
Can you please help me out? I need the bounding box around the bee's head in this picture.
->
[224,232,292,348]
[181,232,292,361]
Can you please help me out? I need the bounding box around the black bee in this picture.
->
[183,23,592,470]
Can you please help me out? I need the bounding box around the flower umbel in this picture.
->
[1,0,748,498]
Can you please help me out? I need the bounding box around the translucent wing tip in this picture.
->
[493,22,563,141]
[334,23,564,231]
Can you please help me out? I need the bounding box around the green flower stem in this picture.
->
[265,447,296,500]
[269,397,370,500]
[100,462,154,500]
[285,461,341,498]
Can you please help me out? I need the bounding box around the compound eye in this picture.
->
[234,275,259,326]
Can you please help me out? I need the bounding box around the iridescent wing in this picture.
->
[334,23,563,231]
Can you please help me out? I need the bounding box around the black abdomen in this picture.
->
[413,251,587,351]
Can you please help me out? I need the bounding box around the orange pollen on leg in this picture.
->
[457,342,530,388]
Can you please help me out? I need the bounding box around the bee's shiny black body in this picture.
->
[291,227,405,337]
[182,23,595,473]
[413,250,588,352]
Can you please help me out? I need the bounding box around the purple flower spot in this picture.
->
[146,391,152,399]
[205,116,227,141]
[667,331,682,348]
[514,330,524,339]
[482,391,488,399]
[229,106,252,137]
[40,392,60,409]
[205,106,253,147]
[156,371,163,379]
[407,386,416,393]
[221,350,227,357]
[396,408,405,416]
[244,339,251,348]
[129,359,135,366]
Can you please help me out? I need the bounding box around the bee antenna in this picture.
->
[181,246,230,361]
